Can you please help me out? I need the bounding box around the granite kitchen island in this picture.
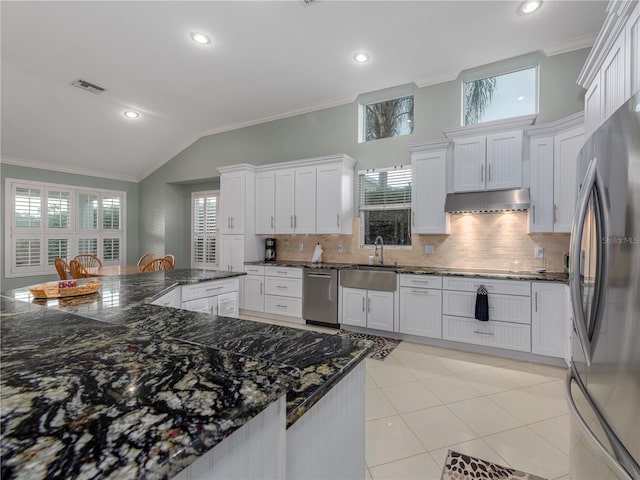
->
[1,269,371,479]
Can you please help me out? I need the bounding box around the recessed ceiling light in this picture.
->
[518,0,542,15]
[353,52,370,63]
[190,32,211,45]
[123,110,140,119]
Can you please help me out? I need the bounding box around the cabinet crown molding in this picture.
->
[408,139,452,153]
[443,114,537,139]
[217,163,257,175]
[577,0,637,87]
[256,154,356,172]
[524,112,585,137]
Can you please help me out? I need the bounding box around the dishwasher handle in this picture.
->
[307,272,333,278]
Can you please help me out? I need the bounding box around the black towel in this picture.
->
[475,285,489,321]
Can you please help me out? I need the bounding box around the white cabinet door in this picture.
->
[553,127,584,232]
[151,288,181,308]
[486,130,522,190]
[584,78,602,139]
[366,290,395,332]
[316,164,342,234]
[182,296,214,314]
[342,287,367,327]
[399,287,442,338]
[294,167,316,234]
[412,149,449,234]
[601,32,626,122]
[453,136,485,192]
[220,172,245,234]
[275,170,295,234]
[627,3,640,97]
[529,136,555,233]
[243,275,264,312]
[255,172,275,235]
[219,235,244,272]
[531,282,566,358]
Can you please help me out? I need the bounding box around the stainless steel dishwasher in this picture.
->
[302,267,339,327]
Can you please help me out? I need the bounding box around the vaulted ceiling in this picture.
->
[1,1,607,181]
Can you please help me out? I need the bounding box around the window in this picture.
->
[5,179,126,277]
[359,167,412,246]
[191,191,218,268]
[364,96,414,141]
[463,66,537,125]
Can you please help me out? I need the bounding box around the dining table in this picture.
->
[86,265,144,276]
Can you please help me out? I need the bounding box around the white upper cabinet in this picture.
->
[219,170,247,234]
[409,140,450,234]
[316,161,355,235]
[578,0,638,135]
[445,116,533,193]
[259,154,356,236]
[526,113,584,233]
[255,171,275,235]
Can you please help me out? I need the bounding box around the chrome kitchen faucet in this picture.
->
[374,236,384,265]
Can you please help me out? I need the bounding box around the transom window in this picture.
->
[191,191,219,268]
[5,179,126,277]
[359,167,412,246]
[463,66,537,125]
[364,95,414,142]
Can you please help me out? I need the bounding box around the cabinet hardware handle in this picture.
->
[553,204,558,223]
[410,289,431,295]
[532,205,536,224]
[276,285,287,289]
[362,297,365,312]
[473,284,494,289]
[294,215,297,228]
[481,164,484,182]
[473,330,494,335]
[412,211,415,226]
[276,270,288,274]
[535,291,538,312]
[337,213,340,228]
[230,216,234,229]
[488,164,492,182]
[271,216,274,229]
[367,297,371,313]
[206,286,224,291]
[276,304,287,308]
[411,280,430,284]
[228,217,231,229]
[291,216,293,228]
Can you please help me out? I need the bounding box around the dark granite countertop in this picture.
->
[1,269,372,479]
[245,261,568,283]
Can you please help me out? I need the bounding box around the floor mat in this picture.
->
[441,450,548,480]
[335,329,401,361]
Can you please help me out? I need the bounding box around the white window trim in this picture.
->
[191,190,219,269]
[357,83,416,143]
[5,178,127,278]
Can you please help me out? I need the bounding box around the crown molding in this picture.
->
[543,32,598,57]
[408,139,452,153]
[443,114,538,139]
[524,111,585,137]
[1,156,138,183]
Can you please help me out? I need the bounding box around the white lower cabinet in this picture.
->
[342,287,394,332]
[181,278,240,318]
[151,287,181,308]
[243,275,265,312]
[263,266,302,318]
[398,275,443,338]
[442,316,531,352]
[531,282,567,358]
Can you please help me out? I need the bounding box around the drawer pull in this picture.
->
[473,284,494,289]
[206,286,225,291]
[276,270,289,274]
[276,304,288,309]
[473,330,494,336]
[410,289,431,295]
[276,285,287,289]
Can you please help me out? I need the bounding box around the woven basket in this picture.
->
[29,281,102,299]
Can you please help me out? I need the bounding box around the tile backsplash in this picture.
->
[273,212,570,272]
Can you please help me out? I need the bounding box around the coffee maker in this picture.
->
[265,238,276,261]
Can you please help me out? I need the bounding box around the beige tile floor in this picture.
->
[240,315,570,480]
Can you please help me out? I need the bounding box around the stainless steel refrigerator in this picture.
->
[567,92,640,480]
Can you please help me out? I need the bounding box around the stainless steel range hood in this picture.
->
[444,188,530,213]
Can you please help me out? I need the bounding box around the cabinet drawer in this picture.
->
[265,266,303,279]
[443,277,530,296]
[265,276,302,297]
[244,265,265,275]
[442,315,531,352]
[442,290,531,324]
[182,278,238,302]
[264,295,302,318]
[399,274,442,289]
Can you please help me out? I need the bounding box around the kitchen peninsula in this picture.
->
[1,269,371,479]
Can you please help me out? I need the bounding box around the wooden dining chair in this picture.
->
[73,254,103,269]
[163,254,175,267]
[141,258,174,272]
[69,259,90,279]
[54,258,71,280]
[137,252,156,268]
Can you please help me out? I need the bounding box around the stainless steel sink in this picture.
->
[340,266,397,291]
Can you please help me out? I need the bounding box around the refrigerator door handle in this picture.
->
[570,156,599,367]
[565,369,637,480]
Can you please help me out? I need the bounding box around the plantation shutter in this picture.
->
[192,191,218,268]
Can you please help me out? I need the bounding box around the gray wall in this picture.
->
[139,49,590,261]
[1,163,139,291]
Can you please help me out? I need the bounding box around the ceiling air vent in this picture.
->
[71,79,106,95]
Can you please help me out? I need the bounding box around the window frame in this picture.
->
[5,178,127,277]
[461,56,540,126]
[358,166,412,248]
[191,190,219,269]
[357,83,416,143]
